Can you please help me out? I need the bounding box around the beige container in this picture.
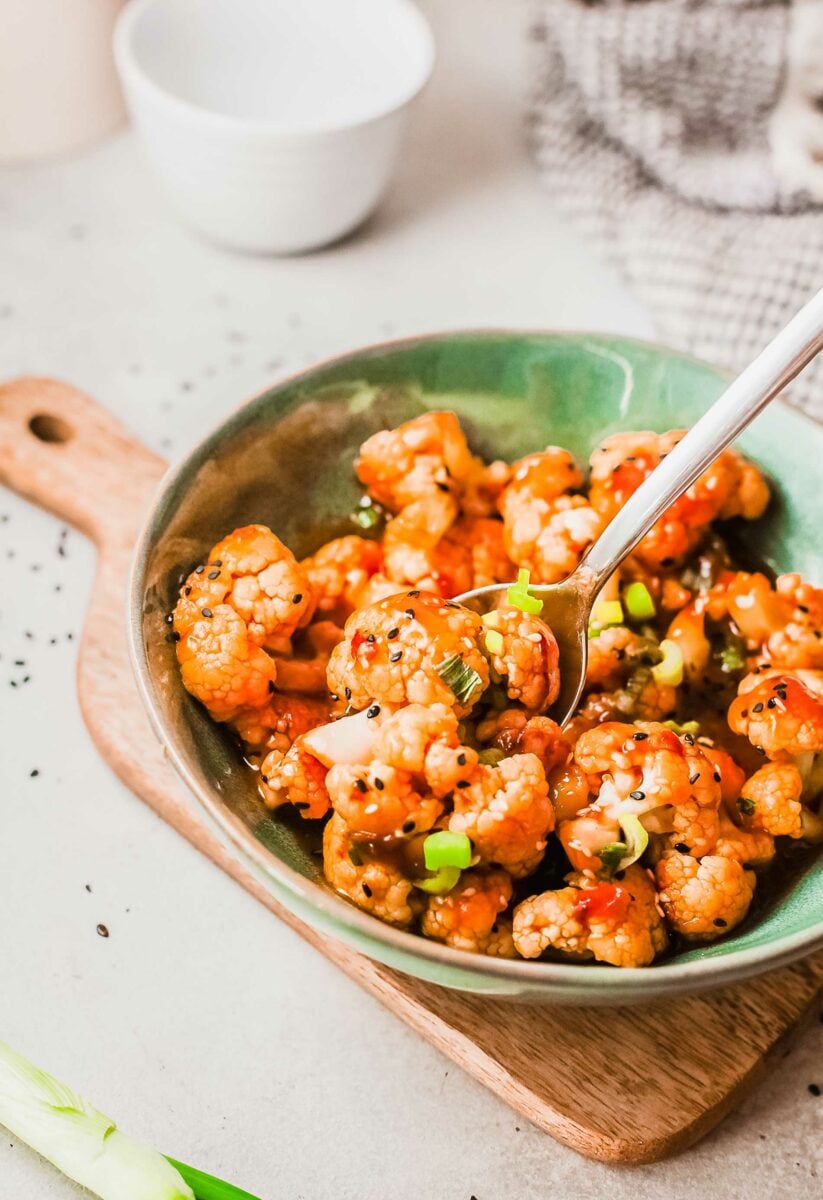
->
[0,0,126,162]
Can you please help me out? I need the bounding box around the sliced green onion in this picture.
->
[663,719,701,737]
[592,599,624,627]
[651,638,684,687]
[437,654,483,705]
[616,813,649,868]
[166,1158,262,1200]
[599,842,628,873]
[506,568,543,615]
[484,629,504,655]
[0,1040,194,1200]
[414,865,462,894]
[623,582,656,621]
[481,610,501,629]
[478,747,505,766]
[737,796,755,816]
[424,830,473,871]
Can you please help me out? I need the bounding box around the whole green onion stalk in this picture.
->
[0,1040,259,1200]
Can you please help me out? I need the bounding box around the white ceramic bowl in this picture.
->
[114,0,434,254]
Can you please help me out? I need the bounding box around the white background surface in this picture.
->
[0,3,820,1197]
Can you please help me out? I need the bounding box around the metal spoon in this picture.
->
[456,287,823,725]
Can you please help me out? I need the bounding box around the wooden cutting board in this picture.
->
[1,375,820,1165]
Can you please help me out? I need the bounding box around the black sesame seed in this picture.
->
[633,732,648,741]
[207,568,220,579]
[402,820,416,833]
[713,771,721,782]
[756,745,766,755]
[374,778,385,791]
[29,769,39,778]
[689,774,700,785]
[767,698,776,709]
[684,733,695,745]
[408,590,420,598]
[170,631,180,643]
[389,650,403,663]
[268,680,276,694]
[740,708,748,718]
[330,693,339,702]
[660,557,674,567]
[809,1083,821,1096]
[457,753,467,766]
[212,560,222,567]
[96,924,109,938]
[294,801,311,811]
[292,593,303,604]
[752,702,764,713]
[361,883,373,898]
[354,779,368,793]
[201,607,213,618]
[798,604,810,614]
[13,659,24,667]
[344,687,352,700]
[184,586,192,596]
[713,918,727,928]
[629,790,645,801]
[674,842,690,854]
[195,564,205,574]
[366,633,376,643]
[387,628,400,640]
[366,704,381,719]
[614,870,626,881]
[456,779,470,789]
[436,481,450,493]
[405,608,416,618]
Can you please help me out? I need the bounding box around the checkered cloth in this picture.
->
[527,0,823,418]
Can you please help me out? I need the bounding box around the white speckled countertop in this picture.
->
[0,3,820,1197]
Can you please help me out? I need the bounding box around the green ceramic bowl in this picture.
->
[129,331,823,1003]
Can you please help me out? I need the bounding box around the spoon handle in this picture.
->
[582,286,823,588]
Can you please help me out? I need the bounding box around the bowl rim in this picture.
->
[113,0,436,139]
[128,327,823,997]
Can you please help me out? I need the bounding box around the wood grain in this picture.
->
[1,375,820,1164]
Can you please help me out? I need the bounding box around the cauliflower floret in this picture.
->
[723,572,823,671]
[503,493,603,584]
[573,721,691,812]
[448,753,554,878]
[355,411,482,512]
[421,870,515,956]
[231,692,331,755]
[736,762,804,837]
[484,606,560,712]
[301,536,383,619]
[728,670,823,758]
[327,761,442,840]
[475,709,571,777]
[656,851,755,940]
[323,813,422,929]
[260,742,330,819]
[173,524,316,721]
[383,515,513,599]
[589,432,768,569]
[513,867,667,967]
[713,813,776,867]
[326,591,489,715]
[586,626,658,691]
[665,740,722,859]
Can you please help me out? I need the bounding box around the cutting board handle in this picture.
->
[0,376,165,546]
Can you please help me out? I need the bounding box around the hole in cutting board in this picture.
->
[28,413,73,444]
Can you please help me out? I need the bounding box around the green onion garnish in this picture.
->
[506,568,543,615]
[437,654,483,705]
[616,813,649,867]
[424,830,473,870]
[484,629,504,655]
[478,747,505,766]
[599,842,628,873]
[663,719,701,737]
[592,599,624,627]
[737,796,755,815]
[651,638,684,687]
[414,865,462,894]
[623,582,656,621]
